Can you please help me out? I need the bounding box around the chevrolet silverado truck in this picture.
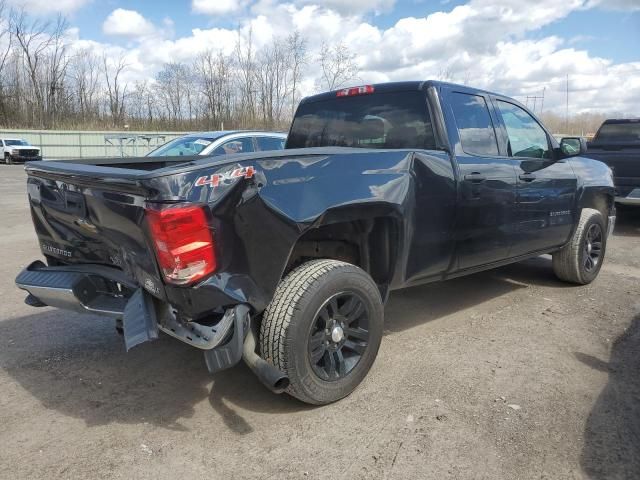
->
[15,81,615,405]
[586,119,640,205]
[1,138,42,164]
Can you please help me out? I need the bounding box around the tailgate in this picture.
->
[25,165,166,299]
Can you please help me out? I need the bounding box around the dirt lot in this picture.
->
[0,165,639,480]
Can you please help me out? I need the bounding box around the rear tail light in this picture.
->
[336,85,375,97]
[145,204,216,285]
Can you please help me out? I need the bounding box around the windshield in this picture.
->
[287,91,436,150]
[147,136,216,157]
[594,122,640,143]
[5,140,29,146]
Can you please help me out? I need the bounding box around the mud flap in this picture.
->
[122,288,159,351]
[203,304,249,374]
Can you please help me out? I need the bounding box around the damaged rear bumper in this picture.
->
[15,261,248,373]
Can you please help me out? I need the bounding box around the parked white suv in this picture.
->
[1,138,42,164]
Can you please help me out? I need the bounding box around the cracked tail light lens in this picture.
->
[145,204,216,285]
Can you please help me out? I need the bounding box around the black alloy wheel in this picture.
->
[308,292,370,381]
[583,223,603,272]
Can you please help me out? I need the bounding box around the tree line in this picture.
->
[0,3,616,135]
[0,3,359,131]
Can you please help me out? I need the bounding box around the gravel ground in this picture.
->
[0,165,638,480]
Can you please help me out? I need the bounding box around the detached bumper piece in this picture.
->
[16,260,158,350]
[14,260,266,377]
[16,261,132,316]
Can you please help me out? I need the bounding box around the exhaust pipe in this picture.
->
[242,322,289,394]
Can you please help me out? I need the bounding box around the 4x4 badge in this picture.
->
[194,166,255,188]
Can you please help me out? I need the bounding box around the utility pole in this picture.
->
[565,74,569,133]
[525,88,546,115]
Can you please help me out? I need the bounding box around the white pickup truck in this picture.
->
[1,138,42,164]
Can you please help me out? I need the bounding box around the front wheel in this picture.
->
[260,259,384,405]
[552,208,607,284]
[4,154,11,165]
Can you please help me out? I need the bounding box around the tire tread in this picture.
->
[552,208,604,284]
[259,259,380,403]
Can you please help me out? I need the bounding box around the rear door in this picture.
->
[442,87,517,270]
[491,98,577,255]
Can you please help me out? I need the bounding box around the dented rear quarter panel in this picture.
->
[142,148,456,313]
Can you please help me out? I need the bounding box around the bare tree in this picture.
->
[0,0,13,120]
[287,30,307,116]
[0,20,358,132]
[256,37,291,126]
[436,65,454,82]
[317,41,358,91]
[235,27,257,126]
[70,49,100,123]
[155,62,190,126]
[196,49,233,128]
[102,53,128,127]
[13,12,69,127]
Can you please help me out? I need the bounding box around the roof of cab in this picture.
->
[298,80,506,105]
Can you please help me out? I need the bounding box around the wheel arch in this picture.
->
[283,205,403,300]
[577,185,615,220]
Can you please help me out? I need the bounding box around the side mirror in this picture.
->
[560,137,587,157]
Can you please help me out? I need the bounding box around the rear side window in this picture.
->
[287,91,436,150]
[594,122,640,143]
[449,92,499,156]
[496,100,550,159]
[256,136,286,151]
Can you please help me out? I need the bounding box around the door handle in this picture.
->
[464,172,486,183]
[519,173,536,182]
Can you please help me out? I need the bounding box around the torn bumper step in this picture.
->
[14,261,244,368]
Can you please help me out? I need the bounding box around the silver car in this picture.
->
[147,131,287,157]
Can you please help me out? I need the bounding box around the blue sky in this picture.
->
[11,0,640,114]
[64,0,640,64]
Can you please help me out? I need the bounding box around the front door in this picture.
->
[492,99,577,256]
[444,88,518,270]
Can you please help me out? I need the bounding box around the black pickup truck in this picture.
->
[15,81,615,404]
[586,119,640,206]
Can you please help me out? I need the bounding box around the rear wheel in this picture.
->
[260,259,384,405]
[552,208,607,284]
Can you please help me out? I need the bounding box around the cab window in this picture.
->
[449,92,499,156]
[496,101,550,159]
[287,91,436,150]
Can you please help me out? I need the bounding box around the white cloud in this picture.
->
[7,0,89,14]
[67,0,639,115]
[102,9,156,38]
[295,0,396,15]
[192,0,244,15]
